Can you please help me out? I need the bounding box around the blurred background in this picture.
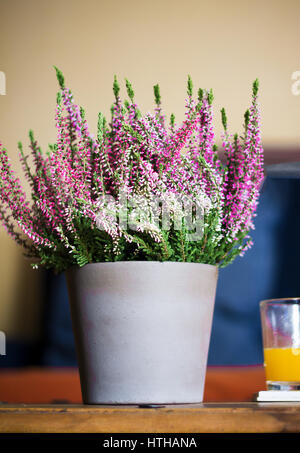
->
[0,0,300,369]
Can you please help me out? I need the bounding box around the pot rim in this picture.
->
[66,260,218,272]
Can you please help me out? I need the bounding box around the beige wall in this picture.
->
[0,0,300,340]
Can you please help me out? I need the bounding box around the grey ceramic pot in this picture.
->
[66,261,218,404]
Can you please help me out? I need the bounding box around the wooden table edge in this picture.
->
[1,403,300,433]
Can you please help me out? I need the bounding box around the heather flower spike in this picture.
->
[54,66,65,89]
[153,84,161,106]
[244,109,250,128]
[170,113,175,127]
[113,75,120,100]
[0,69,264,272]
[125,78,134,102]
[253,78,259,96]
[187,75,193,97]
[198,88,204,102]
[221,108,227,130]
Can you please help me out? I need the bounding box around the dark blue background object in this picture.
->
[208,176,300,364]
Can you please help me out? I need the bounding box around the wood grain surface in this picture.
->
[1,403,300,433]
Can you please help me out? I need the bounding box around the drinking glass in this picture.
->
[260,298,300,390]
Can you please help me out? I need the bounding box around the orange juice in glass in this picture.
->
[260,299,300,391]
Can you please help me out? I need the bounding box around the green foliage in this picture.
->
[221,107,227,130]
[207,88,214,105]
[244,109,250,130]
[125,78,135,102]
[198,88,204,102]
[80,106,86,121]
[113,75,120,100]
[187,75,193,97]
[54,66,65,90]
[97,112,105,145]
[253,78,259,97]
[153,84,161,106]
[56,92,62,105]
[170,113,175,127]
[33,203,244,272]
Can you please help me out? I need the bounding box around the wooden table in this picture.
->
[1,403,300,433]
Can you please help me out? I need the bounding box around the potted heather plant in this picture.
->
[0,68,264,404]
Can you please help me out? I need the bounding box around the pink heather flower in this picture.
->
[0,72,264,271]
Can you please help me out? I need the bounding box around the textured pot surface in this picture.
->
[66,261,218,404]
